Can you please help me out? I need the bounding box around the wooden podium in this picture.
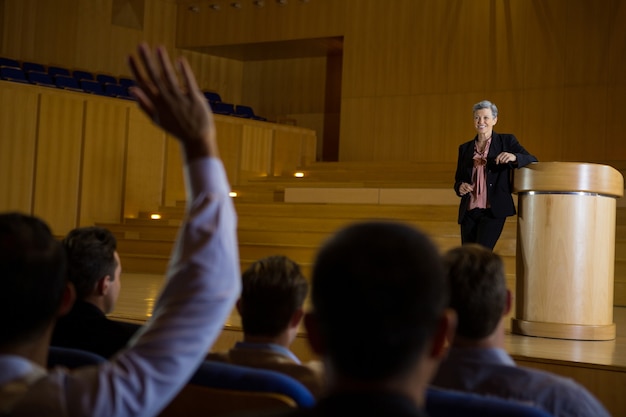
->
[512,162,624,340]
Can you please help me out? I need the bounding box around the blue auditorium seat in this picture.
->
[210,101,235,115]
[27,71,56,87]
[189,360,315,407]
[118,77,135,88]
[234,104,267,121]
[0,57,20,68]
[73,69,94,81]
[159,360,315,416]
[0,66,28,83]
[80,79,106,95]
[104,83,132,99]
[47,66,71,77]
[22,61,46,73]
[96,74,117,85]
[48,346,106,369]
[54,74,82,91]
[203,91,222,103]
[426,387,553,417]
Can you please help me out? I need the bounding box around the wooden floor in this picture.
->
[104,161,626,415]
[111,272,626,416]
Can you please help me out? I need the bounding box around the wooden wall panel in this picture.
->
[163,137,185,207]
[33,92,84,235]
[4,0,625,165]
[0,83,38,213]
[215,118,244,186]
[79,99,128,226]
[176,0,346,47]
[273,129,306,176]
[124,107,166,218]
[242,57,326,121]
[606,84,626,162]
[239,124,273,179]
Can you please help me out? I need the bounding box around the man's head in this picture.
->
[238,255,308,340]
[443,244,509,340]
[0,213,68,348]
[306,221,451,382]
[62,227,121,314]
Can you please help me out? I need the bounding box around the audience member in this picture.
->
[432,244,610,417]
[0,43,240,416]
[51,226,140,358]
[247,221,455,417]
[208,255,325,397]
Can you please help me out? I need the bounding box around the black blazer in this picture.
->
[51,300,141,358]
[454,132,537,224]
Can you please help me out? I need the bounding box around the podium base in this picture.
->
[511,318,615,341]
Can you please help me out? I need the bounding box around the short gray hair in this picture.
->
[473,100,498,118]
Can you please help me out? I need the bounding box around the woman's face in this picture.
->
[473,108,498,135]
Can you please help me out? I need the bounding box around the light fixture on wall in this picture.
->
[209,3,221,10]
[276,0,287,5]
[253,0,265,7]
[231,2,242,8]
[187,5,200,12]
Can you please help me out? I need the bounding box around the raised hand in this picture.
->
[128,43,218,161]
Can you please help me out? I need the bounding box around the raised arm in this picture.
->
[50,44,241,417]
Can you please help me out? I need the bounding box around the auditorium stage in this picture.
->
[111,272,626,415]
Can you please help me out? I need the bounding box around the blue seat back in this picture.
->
[203,91,222,103]
[48,66,71,77]
[0,66,28,83]
[73,69,94,81]
[80,79,105,95]
[210,101,235,115]
[426,387,553,417]
[48,346,106,369]
[22,61,46,73]
[96,74,117,85]
[0,57,20,68]
[190,360,315,408]
[54,75,81,90]
[27,71,55,87]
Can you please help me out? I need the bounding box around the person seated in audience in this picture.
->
[0,43,241,416]
[51,226,140,358]
[208,255,325,397]
[432,244,611,417]
[247,221,456,417]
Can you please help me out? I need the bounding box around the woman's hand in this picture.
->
[495,152,517,164]
[459,182,474,196]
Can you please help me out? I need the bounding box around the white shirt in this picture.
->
[0,157,241,417]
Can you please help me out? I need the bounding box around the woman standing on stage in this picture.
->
[454,100,537,250]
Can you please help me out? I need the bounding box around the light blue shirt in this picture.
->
[0,158,241,417]
[432,346,611,417]
[234,342,302,364]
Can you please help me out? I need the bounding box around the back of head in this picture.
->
[62,227,117,300]
[311,221,448,381]
[443,244,507,339]
[0,213,66,348]
[240,255,308,337]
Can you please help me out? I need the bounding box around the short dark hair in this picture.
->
[240,255,308,337]
[62,227,117,300]
[443,244,508,339]
[0,213,66,347]
[311,221,448,380]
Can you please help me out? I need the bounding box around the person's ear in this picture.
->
[492,116,498,125]
[97,275,111,296]
[57,282,76,317]
[429,308,457,359]
[304,312,325,356]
